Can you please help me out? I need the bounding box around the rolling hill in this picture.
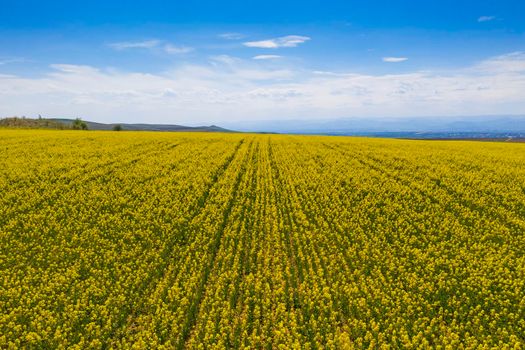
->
[0,117,234,133]
[51,118,234,132]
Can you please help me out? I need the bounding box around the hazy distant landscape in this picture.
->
[2,0,525,348]
[222,115,525,139]
[2,115,524,140]
[53,118,233,132]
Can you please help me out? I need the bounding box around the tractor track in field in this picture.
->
[106,138,247,347]
[177,139,253,349]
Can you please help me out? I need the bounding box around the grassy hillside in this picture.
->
[51,118,234,132]
[0,117,70,129]
[1,129,524,348]
[0,117,234,132]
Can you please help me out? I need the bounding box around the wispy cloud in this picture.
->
[0,57,27,65]
[478,15,496,22]
[108,40,161,50]
[243,35,310,49]
[219,32,245,40]
[2,52,525,123]
[312,71,354,77]
[49,64,100,74]
[164,44,193,54]
[209,54,241,65]
[253,55,282,60]
[109,40,193,54]
[382,57,408,63]
[473,52,525,73]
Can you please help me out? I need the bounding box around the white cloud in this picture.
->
[253,55,282,60]
[164,44,194,54]
[49,64,101,75]
[109,40,194,55]
[207,55,292,80]
[472,52,525,73]
[383,57,408,63]
[108,40,161,50]
[478,16,496,22]
[219,32,245,40]
[1,52,525,124]
[243,35,310,49]
[0,57,26,65]
[209,55,241,65]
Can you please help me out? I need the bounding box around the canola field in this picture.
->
[1,129,524,349]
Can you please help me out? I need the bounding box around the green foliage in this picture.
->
[72,118,88,130]
[0,116,69,129]
[112,124,123,131]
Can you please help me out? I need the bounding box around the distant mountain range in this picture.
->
[223,115,525,136]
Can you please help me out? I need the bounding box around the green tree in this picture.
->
[72,118,88,130]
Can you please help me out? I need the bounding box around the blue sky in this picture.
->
[1,0,525,124]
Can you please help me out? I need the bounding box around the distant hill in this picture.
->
[51,119,234,132]
[0,117,71,129]
[0,117,234,133]
[224,115,525,135]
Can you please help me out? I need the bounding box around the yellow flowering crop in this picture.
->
[0,129,524,349]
